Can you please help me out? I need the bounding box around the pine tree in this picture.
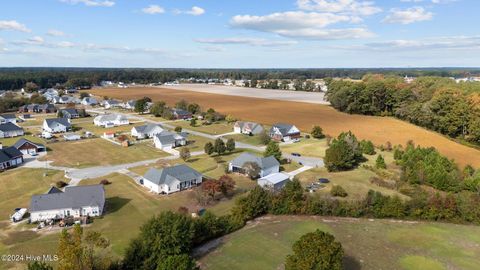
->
[226,138,235,152]
[204,142,214,155]
[264,141,282,161]
[376,154,387,169]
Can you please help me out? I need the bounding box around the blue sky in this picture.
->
[0,0,477,68]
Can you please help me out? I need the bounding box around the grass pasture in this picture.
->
[89,87,480,167]
[198,216,480,270]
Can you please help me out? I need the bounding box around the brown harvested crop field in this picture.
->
[89,87,480,167]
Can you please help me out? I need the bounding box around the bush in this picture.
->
[360,140,376,155]
[175,126,182,133]
[324,131,364,172]
[375,154,387,169]
[56,181,68,188]
[99,179,111,185]
[330,185,348,197]
[311,126,325,139]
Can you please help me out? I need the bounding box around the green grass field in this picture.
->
[174,120,233,135]
[198,216,480,270]
[280,137,328,158]
[223,133,265,146]
[39,138,169,168]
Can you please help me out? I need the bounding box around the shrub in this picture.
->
[330,185,348,197]
[174,126,182,133]
[310,126,325,139]
[56,181,68,188]
[99,179,111,185]
[375,154,387,169]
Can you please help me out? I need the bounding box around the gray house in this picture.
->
[60,108,80,119]
[269,123,301,142]
[228,152,280,178]
[0,146,23,170]
[142,164,203,194]
[258,172,291,191]
[0,114,17,124]
[29,185,106,223]
[131,124,164,139]
[0,122,24,138]
[13,138,45,155]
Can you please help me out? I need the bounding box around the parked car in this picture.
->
[318,178,330,183]
[291,152,301,157]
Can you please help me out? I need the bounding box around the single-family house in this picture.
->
[55,96,80,104]
[29,185,105,223]
[131,124,164,139]
[102,131,115,139]
[43,118,72,133]
[153,131,187,150]
[38,104,56,113]
[123,100,136,110]
[233,121,264,135]
[13,138,45,155]
[142,164,203,194]
[60,108,79,119]
[0,146,23,170]
[0,123,24,138]
[172,108,192,120]
[269,123,301,142]
[257,172,291,191]
[93,114,129,128]
[0,114,17,124]
[81,97,98,106]
[103,99,122,109]
[228,152,280,178]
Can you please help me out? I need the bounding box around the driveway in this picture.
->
[284,153,324,168]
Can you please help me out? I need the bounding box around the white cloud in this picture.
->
[47,29,66,37]
[142,5,165,15]
[296,0,382,16]
[195,37,298,47]
[60,0,115,7]
[383,7,433,24]
[12,36,45,46]
[0,20,30,32]
[186,6,205,16]
[230,11,373,40]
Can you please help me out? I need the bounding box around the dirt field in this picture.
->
[89,87,480,167]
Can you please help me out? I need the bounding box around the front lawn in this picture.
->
[174,120,233,135]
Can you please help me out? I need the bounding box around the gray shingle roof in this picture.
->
[0,122,23,132]
[0,146,23,163]
[143,164,202,186]
[30,185,105,212]
[0,114,16,120]
[95,114,127,122]
[45,118,71,128]
[230,152,279,170]
[61,108,78,115]
[13,138,45,150]
[134,124,163,134]
[271,123,296,136]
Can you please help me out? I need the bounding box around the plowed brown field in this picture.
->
[89,87,480,167]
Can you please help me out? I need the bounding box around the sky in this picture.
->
[0,0,478,68]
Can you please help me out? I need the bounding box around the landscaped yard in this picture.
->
[174,120,233,135]
[223,133,265,146]
[280,137,328,158]
[185,134,215,152]
[73,121,143,136]
[198,215,480,270]
[39,138,170,168]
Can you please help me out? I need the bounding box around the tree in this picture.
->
[180,147,191,161]
[134,98,147,114]
[157,254,198,270]
[28,262,53,270]
[204,142,214,155]
[264,141,282,161]
[259,130,271,145]
[57,110,64,118]
[176,99,188,110]
[360,140,376,155]
[79,92,89,99]
[376,154,387,169]
[225,114,237,123]
[217,175,236,197]
[242,161,261,179]
[226,138,235,152]
[330,185,348,197]
[175,126,182,133]
[324,131,364,172]
[202,179,220,200]
[311,126,325,139]
[214,138,226,155]
[25,82,39,92]
[187,103,201,114]
[190,118,197,127]
[150,101,166,117]
[285,230,343,270]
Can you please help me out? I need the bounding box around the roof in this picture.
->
[47,186,62,194]
[95,114,127,123]
[105,99,120,104]
[45,118,71,128]
[235,121,262,130]
[13,138,45,149]
[172,108,191,116]
[259,172,290,185]
[143,164,202,186]
[0,146,23,163]
[230,152,279,170]
[0,122,23,132]
[271,123,296,136]
[61,108,78,115]
[154,131,186,144]
[82,97,97,103]
[0,114,16,120]
[30,185,105,212]
[133,123,163,134]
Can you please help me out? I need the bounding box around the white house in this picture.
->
[269,123,301,142]
[81,97,98,106]
[131,124,164,139]
[0,114,17,124]
[93,114,129,128]
[228,152,280,178]
[233,121,264,135]
[0,122,24,138]
[123,100,136,110]
[29,185,105,223]
[103,99,122,109]
[153,131,187,150]
[258,172,291,191]
[43,118,72,133]
[142,164,203,194]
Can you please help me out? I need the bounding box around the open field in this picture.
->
[174,120,234,135]
[39,138,169,168]
[223,133,265,146]
[89,87,480,167]
[198,215,480,270]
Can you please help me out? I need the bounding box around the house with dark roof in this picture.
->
[153,131,187,150]
[0,122,24,138]
[269,123,301,142]
[142,164,203,194]
[29,184,105,222]
[19,104,56,113]
[0,114,17,124]
[228,152,280,178]
[103,99,122,109]
[43,118,72,133]
[131,124,164,139]
[0,146,23,170]
[81,97,98,106]
[172,108,193,120]
[13,138,45,155]
[60,108,80,119]
[233,121,264,135]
